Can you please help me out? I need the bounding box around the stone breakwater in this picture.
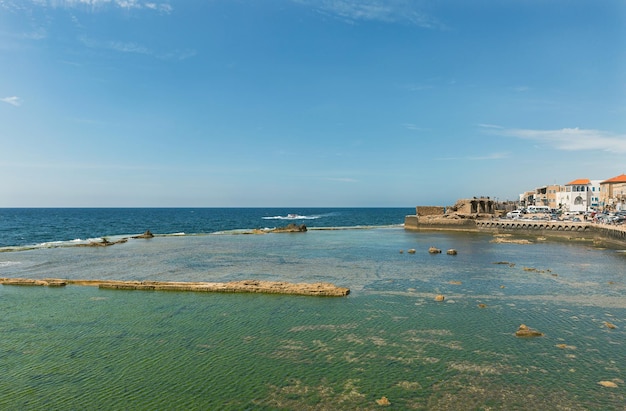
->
[0,278,350,297]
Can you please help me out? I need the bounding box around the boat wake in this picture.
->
[262,213,323,221]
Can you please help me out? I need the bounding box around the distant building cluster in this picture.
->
[519,174,626,212]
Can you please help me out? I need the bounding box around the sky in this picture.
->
[1,0,625,207]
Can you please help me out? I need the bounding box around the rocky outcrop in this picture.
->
[0,278,349,297]
[73,230,155,247]
[78,237,128,247]
[271,223,307,233]
[132,230,154,239]
[514,324,544,337]
[604,321,617,329]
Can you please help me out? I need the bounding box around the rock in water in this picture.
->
[434,294,445,302]
[272,223,307,233]
[515,324,544,337]
[133,230,154,239]
[375,396,391,406]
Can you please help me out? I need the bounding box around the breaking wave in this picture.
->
[262,213,324,221]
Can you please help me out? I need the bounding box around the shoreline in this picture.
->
[0,278,350,297]
[404,216,626,247]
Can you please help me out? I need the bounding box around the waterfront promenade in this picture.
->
[405,215,626,246]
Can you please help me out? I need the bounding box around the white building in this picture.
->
[560,178,602,212]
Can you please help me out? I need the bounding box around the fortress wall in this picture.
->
[404,216,477,231]
[416,206,445,217]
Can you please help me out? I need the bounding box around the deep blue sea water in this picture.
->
[1,208,625,410]
[0,208,412,248]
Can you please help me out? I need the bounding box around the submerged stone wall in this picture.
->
[0,278,350,297]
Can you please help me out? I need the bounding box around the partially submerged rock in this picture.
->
[598,381,618,388]
[434,294,445,302]
[132,230,154,239]
[80,237,128,247]
[491,235,533,244]
[428,246,442,254]
[271,223,307,233]
[375,396,391,406]
[604,321,617,329]
[515,324,544,337]
[446,249,457,255]
[493,261,516,267]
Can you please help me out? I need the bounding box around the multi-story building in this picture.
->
[600,174,626,211]
[560,178,602,212]
[518,175,625,212]
[535,185,565,210]
[519,190,535,207]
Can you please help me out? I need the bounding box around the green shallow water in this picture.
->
[1,229,625,410]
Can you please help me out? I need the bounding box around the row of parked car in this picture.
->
[594,211,626,225]
[504,209,626,225]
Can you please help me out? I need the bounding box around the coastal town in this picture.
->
[404,173,626,245]
[498,173,626,226]
[516,173,626,215]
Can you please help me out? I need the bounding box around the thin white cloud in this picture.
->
[482,125,626,153]
[12,0,172,14]
[1,96,22,106]
[476,123,503,130]
[144,2,171,13]
[292,0,443,28]
[79,36,195,59]
[108,40,151,55]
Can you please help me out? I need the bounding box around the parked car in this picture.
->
[506,210,525,219]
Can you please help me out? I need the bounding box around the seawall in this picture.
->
[405,215,626,246]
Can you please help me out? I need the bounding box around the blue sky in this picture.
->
[1,0,625,207]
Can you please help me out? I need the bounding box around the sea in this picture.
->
[0,208,624,410]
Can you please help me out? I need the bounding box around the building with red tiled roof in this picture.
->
[559,178,602,212]
[520,174,625,212]
[601,174,626,184]
[600,174,626,211]
[565,178,591,186]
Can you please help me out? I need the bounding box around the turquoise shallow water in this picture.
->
[1,228,625,410]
